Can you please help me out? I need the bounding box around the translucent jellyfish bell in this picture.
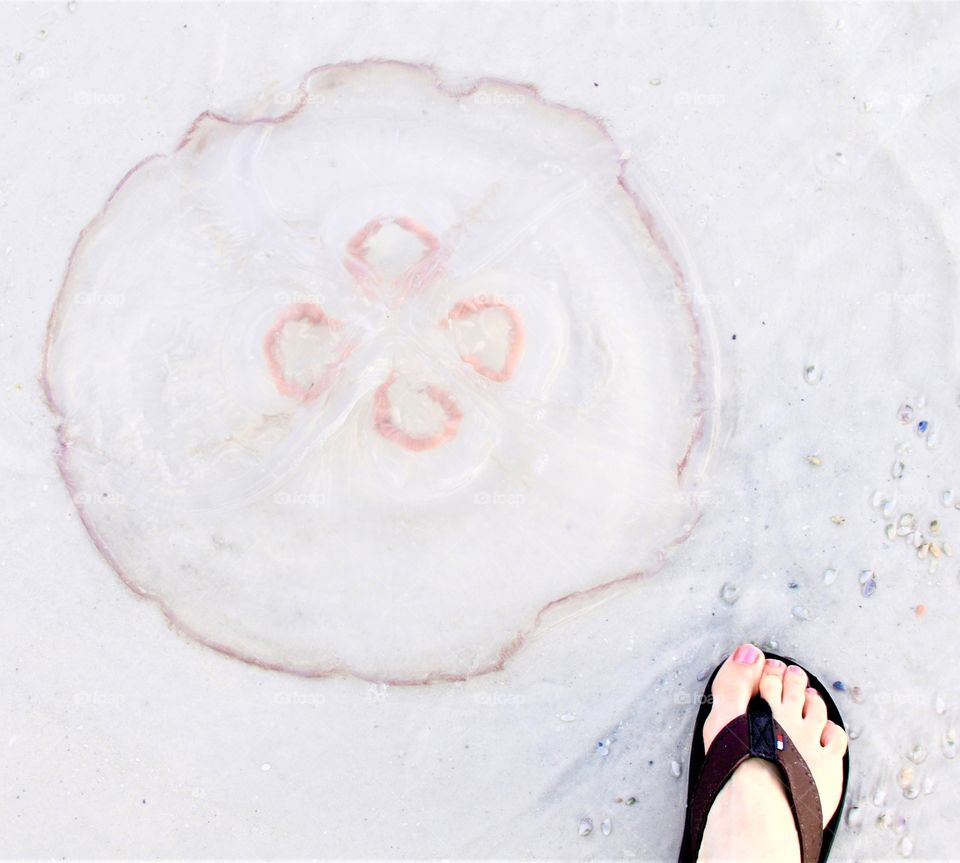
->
[44,61,714,683]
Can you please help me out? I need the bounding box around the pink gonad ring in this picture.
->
[43,61,713,684]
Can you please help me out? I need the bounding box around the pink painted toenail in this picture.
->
[787,665,805,675]
[733,644,759,664]
[765,658,784,670]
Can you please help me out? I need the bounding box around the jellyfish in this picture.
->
[43,60,712,684]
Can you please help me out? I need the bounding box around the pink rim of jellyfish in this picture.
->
[373,371,464,451]
[444,297,525,383]
[264,216,525,451]
[263,303,346,401]
[42,60,711,686]
[344,214,442,306]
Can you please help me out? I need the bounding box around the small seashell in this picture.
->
[930,519,940,535]
[846,805,863,827]
[911,531,924,549]
[942,542,953,557]
[898,402,915,424]
[624,796,637,806]
[791,605,812,621]
[929,541,941,557]
[922,776,935,795]
[892,459,905,479]
[873,785,887,806]
[596,738,610,756]
[848,725,861,739]
[882,499,896,518]
[578,817,593,837]
[894,814,909,835]
[908,744,927,764]
[872,490,886,507]
[823,568,838,585]
[885,524,896,541]
[877,809,894,828]
[719,582,740,605]
[943,490,955,507]
[898,766,914,788]
[764,638,779,651]
[896,524,912,536]
[861,575,877,596]
[859,570,874,584]
[560,712,577,722]
[942,728,957,759]
[935,695,946,715]
[803,364,821,384]
[898,835,914,857]
[670,760,682,778]
[927,431,939,449]
[902,784,920,800]
[928,557,939,575]
[601,817,611,836]
[831,514,846,526]
[806,455,822,466]
[851,686,864,703]
[917,420,929,435]
[917,544,928,561]
[898,513,915,529]
[832,680,847,692]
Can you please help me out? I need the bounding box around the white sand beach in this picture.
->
[2,2,958,859]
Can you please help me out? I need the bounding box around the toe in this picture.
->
[802,687,828,725]
[782,664,808,709]
[759,657,786,704]
[702,643,765,751]
[821,720,849,754]
[711,644,765,707]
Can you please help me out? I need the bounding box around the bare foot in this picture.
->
[696,644,848,863]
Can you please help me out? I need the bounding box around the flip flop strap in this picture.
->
[686,697,823,863]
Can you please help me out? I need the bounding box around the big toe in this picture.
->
[702,643,765,751]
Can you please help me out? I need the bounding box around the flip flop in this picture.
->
[678,652,850,863]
